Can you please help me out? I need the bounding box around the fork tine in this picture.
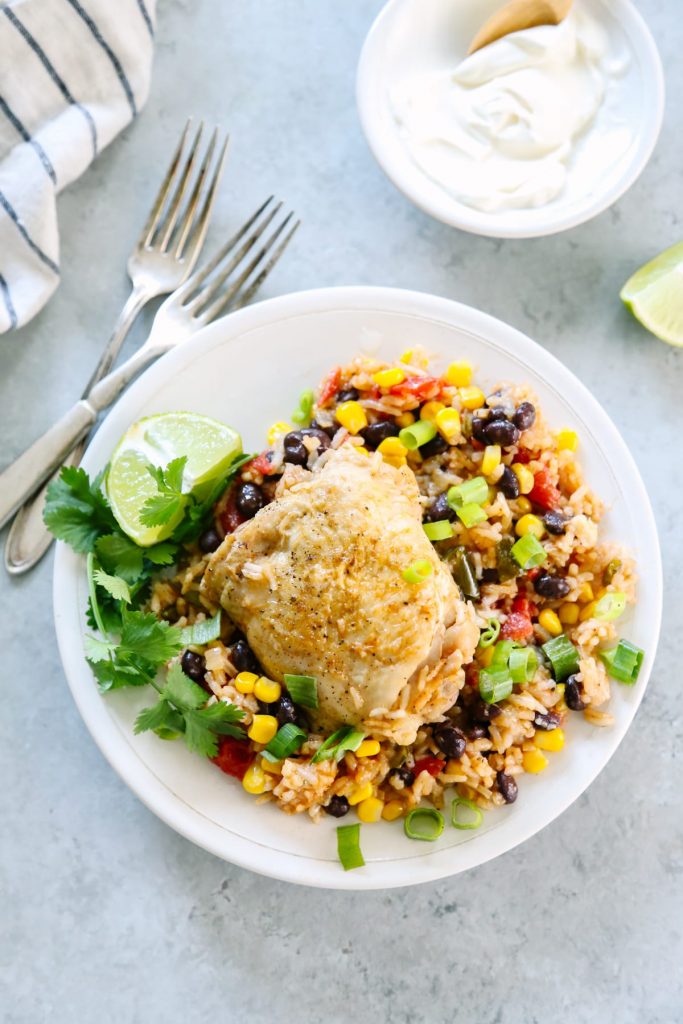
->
[136,119,191,249]
[174,131,229,264]
[185,201,283,314]
[156,121,205,251]
[230,219,300,313]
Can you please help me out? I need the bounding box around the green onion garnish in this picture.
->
[478,667,513,704]
[451,797,483,830]
[292,388,315,426]
[399,419,437,450]
[337,823,365,871]
[496,538,521,581]
[478,618,501,649]
[509,646,538,684]
[262,723,307,762]
[542,634,580,681]
[456,503,488,529]
[311,725,365,763]
[179,610,221,646]
[402,559,433,584]
[423,520,454,542]
[600,639,644,684]
[491,638,516,668]
[447,476,488,509]
[404,807,445,842]
[593,592,627,621]
[284,673,319,709]
[450,547,479,600]
[511,533,547,570]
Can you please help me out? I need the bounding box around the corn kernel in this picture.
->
[479,645,495,668]
[242,764,267,794]
[395,411,415,428]
[357,796,384,823]
[580,600,598,622]
[336,400,367,435]
[267,421,291,445]
[538,609,563,636]
[557,429,579,452]
[522,748,549,774]
[373,367,405,388]
[487,486,497,505]
[420,400,446,422]
[559,602,580,625]
[261,757,283,775]
[355,739,381,758]
[382,800,404,821]
[481,444,502,477]
[577,582,594,603]
[400,349,414,365]
[459,386,485,410]
[235,671,258,694]
[254,676,281,703]
[435,407,462,444]
[515,514,545,539]
[445,759,464,775]
[400,348,429,369]
[348,782,374,806]
[355,445,370,456]
[444,361,472,388]
[377,436,408,468]
[512,463,534,495]
[248,714,278,745]
[534,727,565,752]
[516,496,532,514]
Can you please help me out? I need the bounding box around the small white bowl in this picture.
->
[357,0,665,238]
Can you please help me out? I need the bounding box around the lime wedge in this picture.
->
[107,412,242,546]
[621,242,683,346]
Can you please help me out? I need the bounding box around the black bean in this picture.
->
[565,675,587,711]
[310,419,337,439]
[513,402,536,431]
[481,568,500,584]
[230,637,261,675]
[469,696,502,724]
[181,650,206,684]
[420,433,449,459]
[534,573,571,599]
[424,492,457,523]
[484,418,521,447]
[487,408,509,421]
[324,795,350,818]
[533,710,561,730]
[274,694,304,728]
[236,482,265,518]
[471,415,490,443]
[361,421,399,449]
[467,724,488,740]
[389,765,415,787]
[496,771,518,804]
[543,511,568,535]
[336,387,359,402]
[198,527,222,554]
[283,431,309,466]
[433,724,467,760]
[300,427,332,454]
[498,465,520,499]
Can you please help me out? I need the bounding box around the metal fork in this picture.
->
[0,198,299,538]
[4,119,228,574]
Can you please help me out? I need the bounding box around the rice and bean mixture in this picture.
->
[151,348,638,830]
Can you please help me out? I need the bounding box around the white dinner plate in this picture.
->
[53,287,662,889]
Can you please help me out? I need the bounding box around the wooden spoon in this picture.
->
[467,0,573,55]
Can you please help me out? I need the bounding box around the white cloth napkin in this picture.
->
[0,0,156,333]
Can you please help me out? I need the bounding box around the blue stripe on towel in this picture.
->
[0,273,18,330]
[0,191,60,276]
[0,95,57,185]
[2,7,99,158]
[63,0,138,119]
[136,0,154,39]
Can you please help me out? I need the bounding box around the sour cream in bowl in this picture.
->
[357,0,664,237]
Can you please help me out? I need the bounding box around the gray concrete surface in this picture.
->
[1,1,681,1021]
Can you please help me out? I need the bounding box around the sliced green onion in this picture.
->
[509,646,538,684]
[179,610,221,646]
[478,618,501,649]
[451,797,483,831]
[600,639,644,684]
[262,723,307,762]
[542,634,580,681]
[402,559,433,584]
[337,823,365,871]
[423,520,454,542]
[456,503,488,529]
[399,419,437,450]
[450,547,479,600]
[447,476,488,509]
[478,667,513,704]
[311,725,365,763]
[511,533,547,570]
[284,673,319,709]
[404,807,445,842]
[491,639,516,668]
[291,388,315,426]
[593,592,627,621]
[496,538,521,581]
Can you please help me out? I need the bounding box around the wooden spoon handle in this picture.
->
[468,0,573,55]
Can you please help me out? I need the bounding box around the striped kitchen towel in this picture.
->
[0,0,156,333]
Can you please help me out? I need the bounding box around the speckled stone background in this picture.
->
[1,1,681,1021]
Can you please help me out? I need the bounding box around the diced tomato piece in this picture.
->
[318,366,342,408]
[526,567,542,581]
[413,756,445,778]
[219,484,245,535]
[247,450,278,478]
[389,375,443,402]
[513,449,533,464]
[465,662,480,688]
[501,595,535,641]
[529,468,561,511]
[212,737,254,780]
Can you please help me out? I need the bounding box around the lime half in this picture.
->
[621,242,683,347]
[107,412,242,546]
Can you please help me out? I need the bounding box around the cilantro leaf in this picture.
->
[93,568,131,603]
[134,698,177,734]
[164,456,187,494]
[161,661,206,711]
[43,466,117,553]
[83,635,117,662]
[170,453,253,544]
[95,533,144,582]
[191,702,245,734]
[183,704,246,756]
[145,541,179,566]
[139,491,187,527]
[119,610,184,664]
[180,611,222,646]
[90,658,156,692]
